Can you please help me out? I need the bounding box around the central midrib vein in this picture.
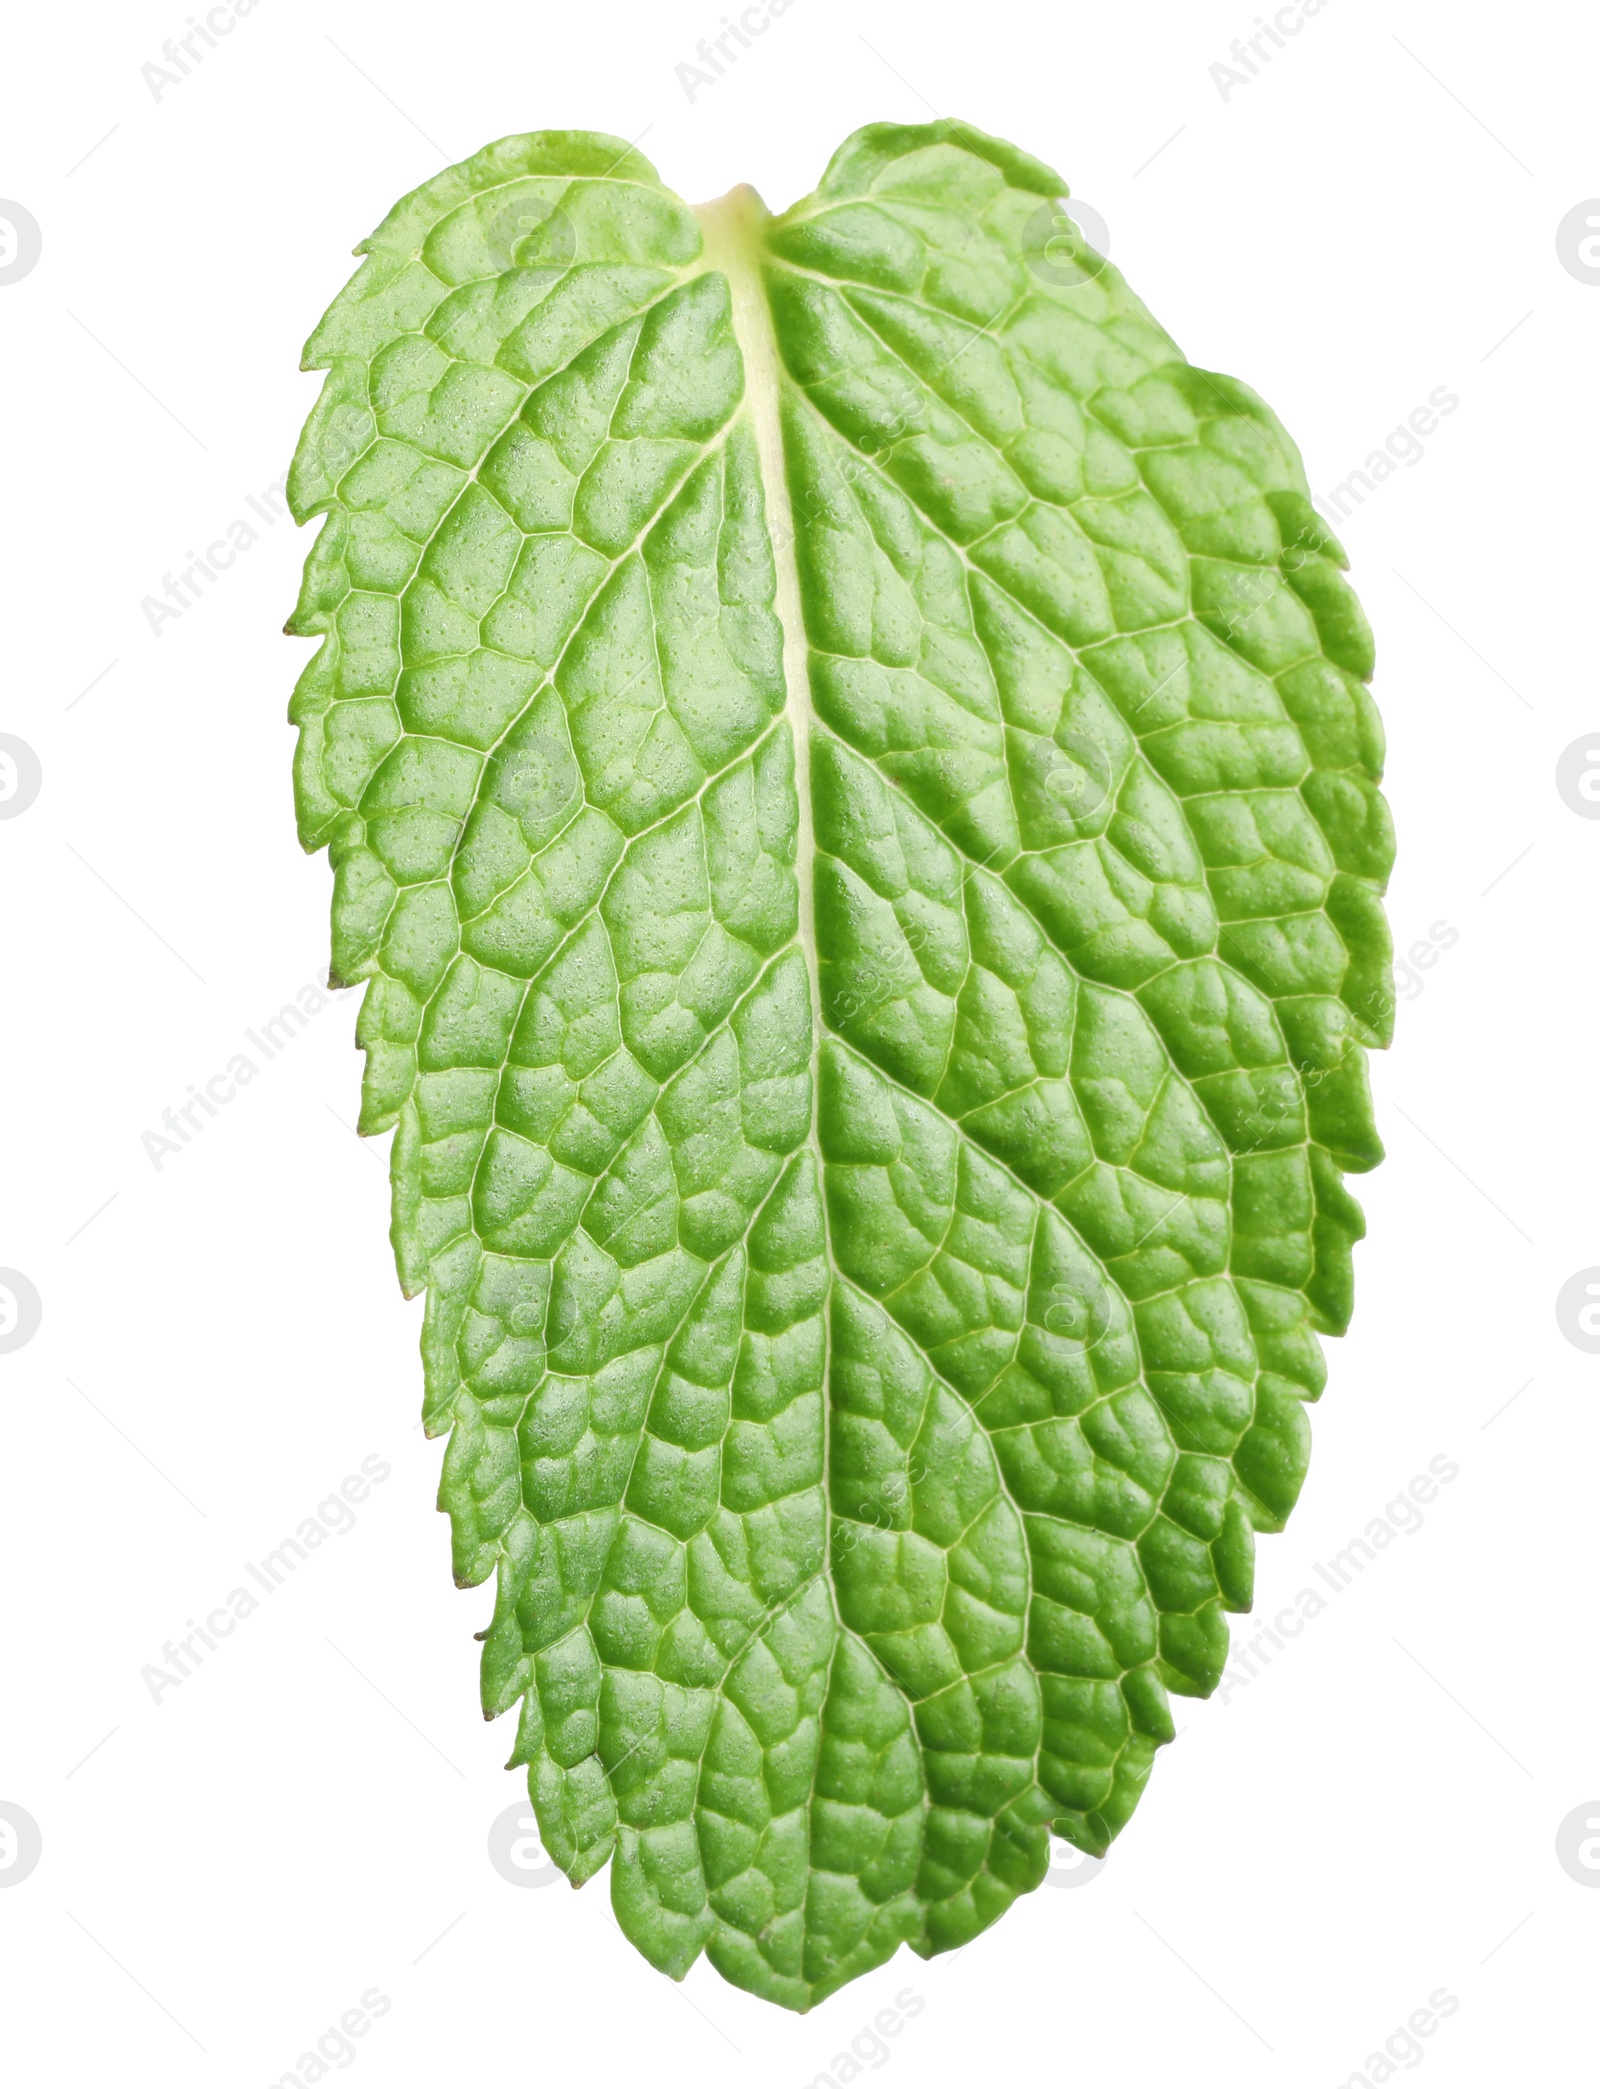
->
[692,187,823,1051]
[694,190,851,1936]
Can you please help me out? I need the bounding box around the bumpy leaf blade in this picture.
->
[287,120,1392,2012]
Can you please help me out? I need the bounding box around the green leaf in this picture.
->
[286,120,1392,2010]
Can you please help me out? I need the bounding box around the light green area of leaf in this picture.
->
[287,119,1392,2011]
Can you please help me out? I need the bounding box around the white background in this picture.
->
[1,0,1595,2082]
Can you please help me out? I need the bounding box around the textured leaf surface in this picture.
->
[287,120,1392,2010]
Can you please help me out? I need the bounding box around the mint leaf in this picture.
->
[287,120,1392,2010]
